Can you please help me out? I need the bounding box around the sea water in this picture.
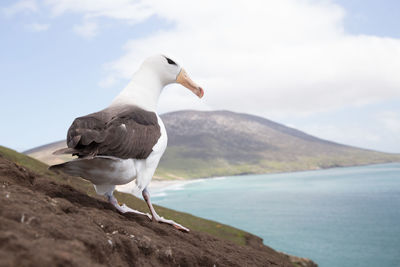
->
[152,163,400,267]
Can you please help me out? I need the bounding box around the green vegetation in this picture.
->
[156,146,400,179]
[154,110,400,179]
[0,145,51,175]
[25,110,400,180]
[0,145,251,246]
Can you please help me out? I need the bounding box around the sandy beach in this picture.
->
[148,179,187,192]
[148,177,215,195]
[117,177,222,197]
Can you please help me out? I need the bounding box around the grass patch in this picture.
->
[156,146,400,179]
[0,145,50,175]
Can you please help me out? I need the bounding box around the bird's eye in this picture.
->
[165,57,177,66]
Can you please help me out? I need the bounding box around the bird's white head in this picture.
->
[141,54,204,98]
[111,54,204,111]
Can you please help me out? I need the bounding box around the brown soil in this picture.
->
[0,156,316,267]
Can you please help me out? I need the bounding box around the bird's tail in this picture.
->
[49,157,135,191]
[48,161,73,174]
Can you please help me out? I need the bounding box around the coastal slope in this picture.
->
[158,110,400,178]
[0,146,317,267]
[25,110,400,179]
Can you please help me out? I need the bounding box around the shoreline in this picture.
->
[148,178,211,194]
[148,176,231,194]
[118,162,400,197]
[148,162,400,192]
[148,179,186,192]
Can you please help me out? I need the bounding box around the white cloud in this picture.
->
[44,0,154,22]
[2,0,38,17]
[73,20,98,39]
[10,0,400,117]
[296,109,400,153]
[11,0,400,152]
[47,0,399,118]
[25,22,50,32]
[378,111,400,134]
[301,123,381,146]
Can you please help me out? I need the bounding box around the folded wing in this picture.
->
[62,105,161,159]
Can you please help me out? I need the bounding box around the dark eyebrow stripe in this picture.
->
[164,56,177,65]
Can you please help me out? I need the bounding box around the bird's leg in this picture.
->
[106,191,151,219]
[142,188,189,232]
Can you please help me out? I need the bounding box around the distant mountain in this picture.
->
[25,110,400,179]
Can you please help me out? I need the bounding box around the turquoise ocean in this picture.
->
[152,163,400,267]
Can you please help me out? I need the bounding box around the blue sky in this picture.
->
[336,0,400,38]
[1,0,399,153]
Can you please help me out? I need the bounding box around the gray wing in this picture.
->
[66,105,161,159]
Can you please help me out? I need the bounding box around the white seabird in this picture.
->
[49,55,204,232]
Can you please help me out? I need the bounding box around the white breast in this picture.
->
[116,114,167,194]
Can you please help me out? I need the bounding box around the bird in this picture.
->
[49,54,204,232]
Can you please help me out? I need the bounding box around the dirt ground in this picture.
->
[0,156,316,267]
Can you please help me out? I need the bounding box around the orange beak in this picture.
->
[176,68,204,98]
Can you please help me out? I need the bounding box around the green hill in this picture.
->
[158,110,400,178]
[25,110,400,179]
